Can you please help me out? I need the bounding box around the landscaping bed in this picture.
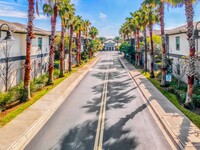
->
[139,69,200,128]
[0,59,92,127]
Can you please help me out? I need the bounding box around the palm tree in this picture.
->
[140,4,149,72]
[89,26,98,57]
[89,26,98,39]
[57,0,71,77]
[114,36,120,47]
[119,22,132,42]
[74,16,83,66]
[68,5,75,72]
[23,0,41,101]
[125,18,136,62]
[143,0,168,85]
[181,0,196,105]
[83,20,91,50]
[43,0,58,84]
[145,3,159,78]
[131,11,143,67]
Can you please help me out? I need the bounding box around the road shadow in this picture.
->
[120,57,200,149]
[51,55,148,150]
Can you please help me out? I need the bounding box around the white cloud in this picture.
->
[99,12,107,20]
[0,1,47,20]
[0,1,24,7]
[0,9,47,20]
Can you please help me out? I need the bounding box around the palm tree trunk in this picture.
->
[76,35,79,66]
[160,1,167,86]
[137,28,140,66]
[144,28,148,72]
[149,21,155,78]
[69,24,73,72]
[22,0,34,101]
[59,23,65,77]
[78,30,81,64]
[185,0,195,105]
[48,4,57,84]
[86,31,88,50]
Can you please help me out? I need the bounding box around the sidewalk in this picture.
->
[0,57,100,150]
[119,56,200,150]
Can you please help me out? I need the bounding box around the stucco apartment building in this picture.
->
[167,22,200,83]
[103,39,117,51]
[0,20,50,91]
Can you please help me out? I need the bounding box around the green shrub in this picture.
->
[34,74,48,85]
[193,94,200,107]
[193,86,200,95]
[0,92,15,111]
[166,86,175,93]
[53,69,60,79]
[178,84,187,92]
[81,51,89,61]
[31,83,45,94]
[54,60,60,69]
[10,82,24,101]
[179,92,186,103]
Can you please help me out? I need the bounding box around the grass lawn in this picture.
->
[142,71,200,128]
[0,59,93,127]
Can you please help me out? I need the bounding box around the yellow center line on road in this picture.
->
[94,66,109,150]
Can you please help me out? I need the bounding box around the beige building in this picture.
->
[166,22,200,83]
[0,20,50,91]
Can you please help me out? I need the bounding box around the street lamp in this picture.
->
[0,23,15,41]
[0,23,15,92]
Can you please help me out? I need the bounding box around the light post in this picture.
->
[0,23,15,41]
[0,23,15,91]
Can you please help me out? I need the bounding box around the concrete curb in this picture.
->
[118,56,198,150]
[3,57,100,150]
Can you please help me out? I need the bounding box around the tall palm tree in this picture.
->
[131,11,143,67]
[180,0,196,104]
[119,22,132,42]
[74,16,83,66]
[145,3,159,78]
[83,20,91,50]
[68,5,75,71]
[57,0,71,77]
[89,26,98,39]
[114,36,120,47]
[23,0,41,101]
[144,0,168,85]
[140,4,149,72]
[43,0,58,84]
[89,26,98,57]
[125,18,136,62]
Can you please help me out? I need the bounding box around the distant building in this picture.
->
[104,39,116,51]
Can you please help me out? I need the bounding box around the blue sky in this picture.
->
[1,0,200,38]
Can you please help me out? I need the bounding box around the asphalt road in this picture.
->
[25,51,172,150]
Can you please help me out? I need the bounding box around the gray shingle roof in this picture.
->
[0,20,50,36]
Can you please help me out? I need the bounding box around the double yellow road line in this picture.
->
[94,66,109,150]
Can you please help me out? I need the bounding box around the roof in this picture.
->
[166,21,200,35]
[104,39,116,44]
[0,20,50,36]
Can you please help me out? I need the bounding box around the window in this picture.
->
[176,36,180,50]
[38,37,42,50]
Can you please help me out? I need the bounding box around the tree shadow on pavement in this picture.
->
[53,56,148,150]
